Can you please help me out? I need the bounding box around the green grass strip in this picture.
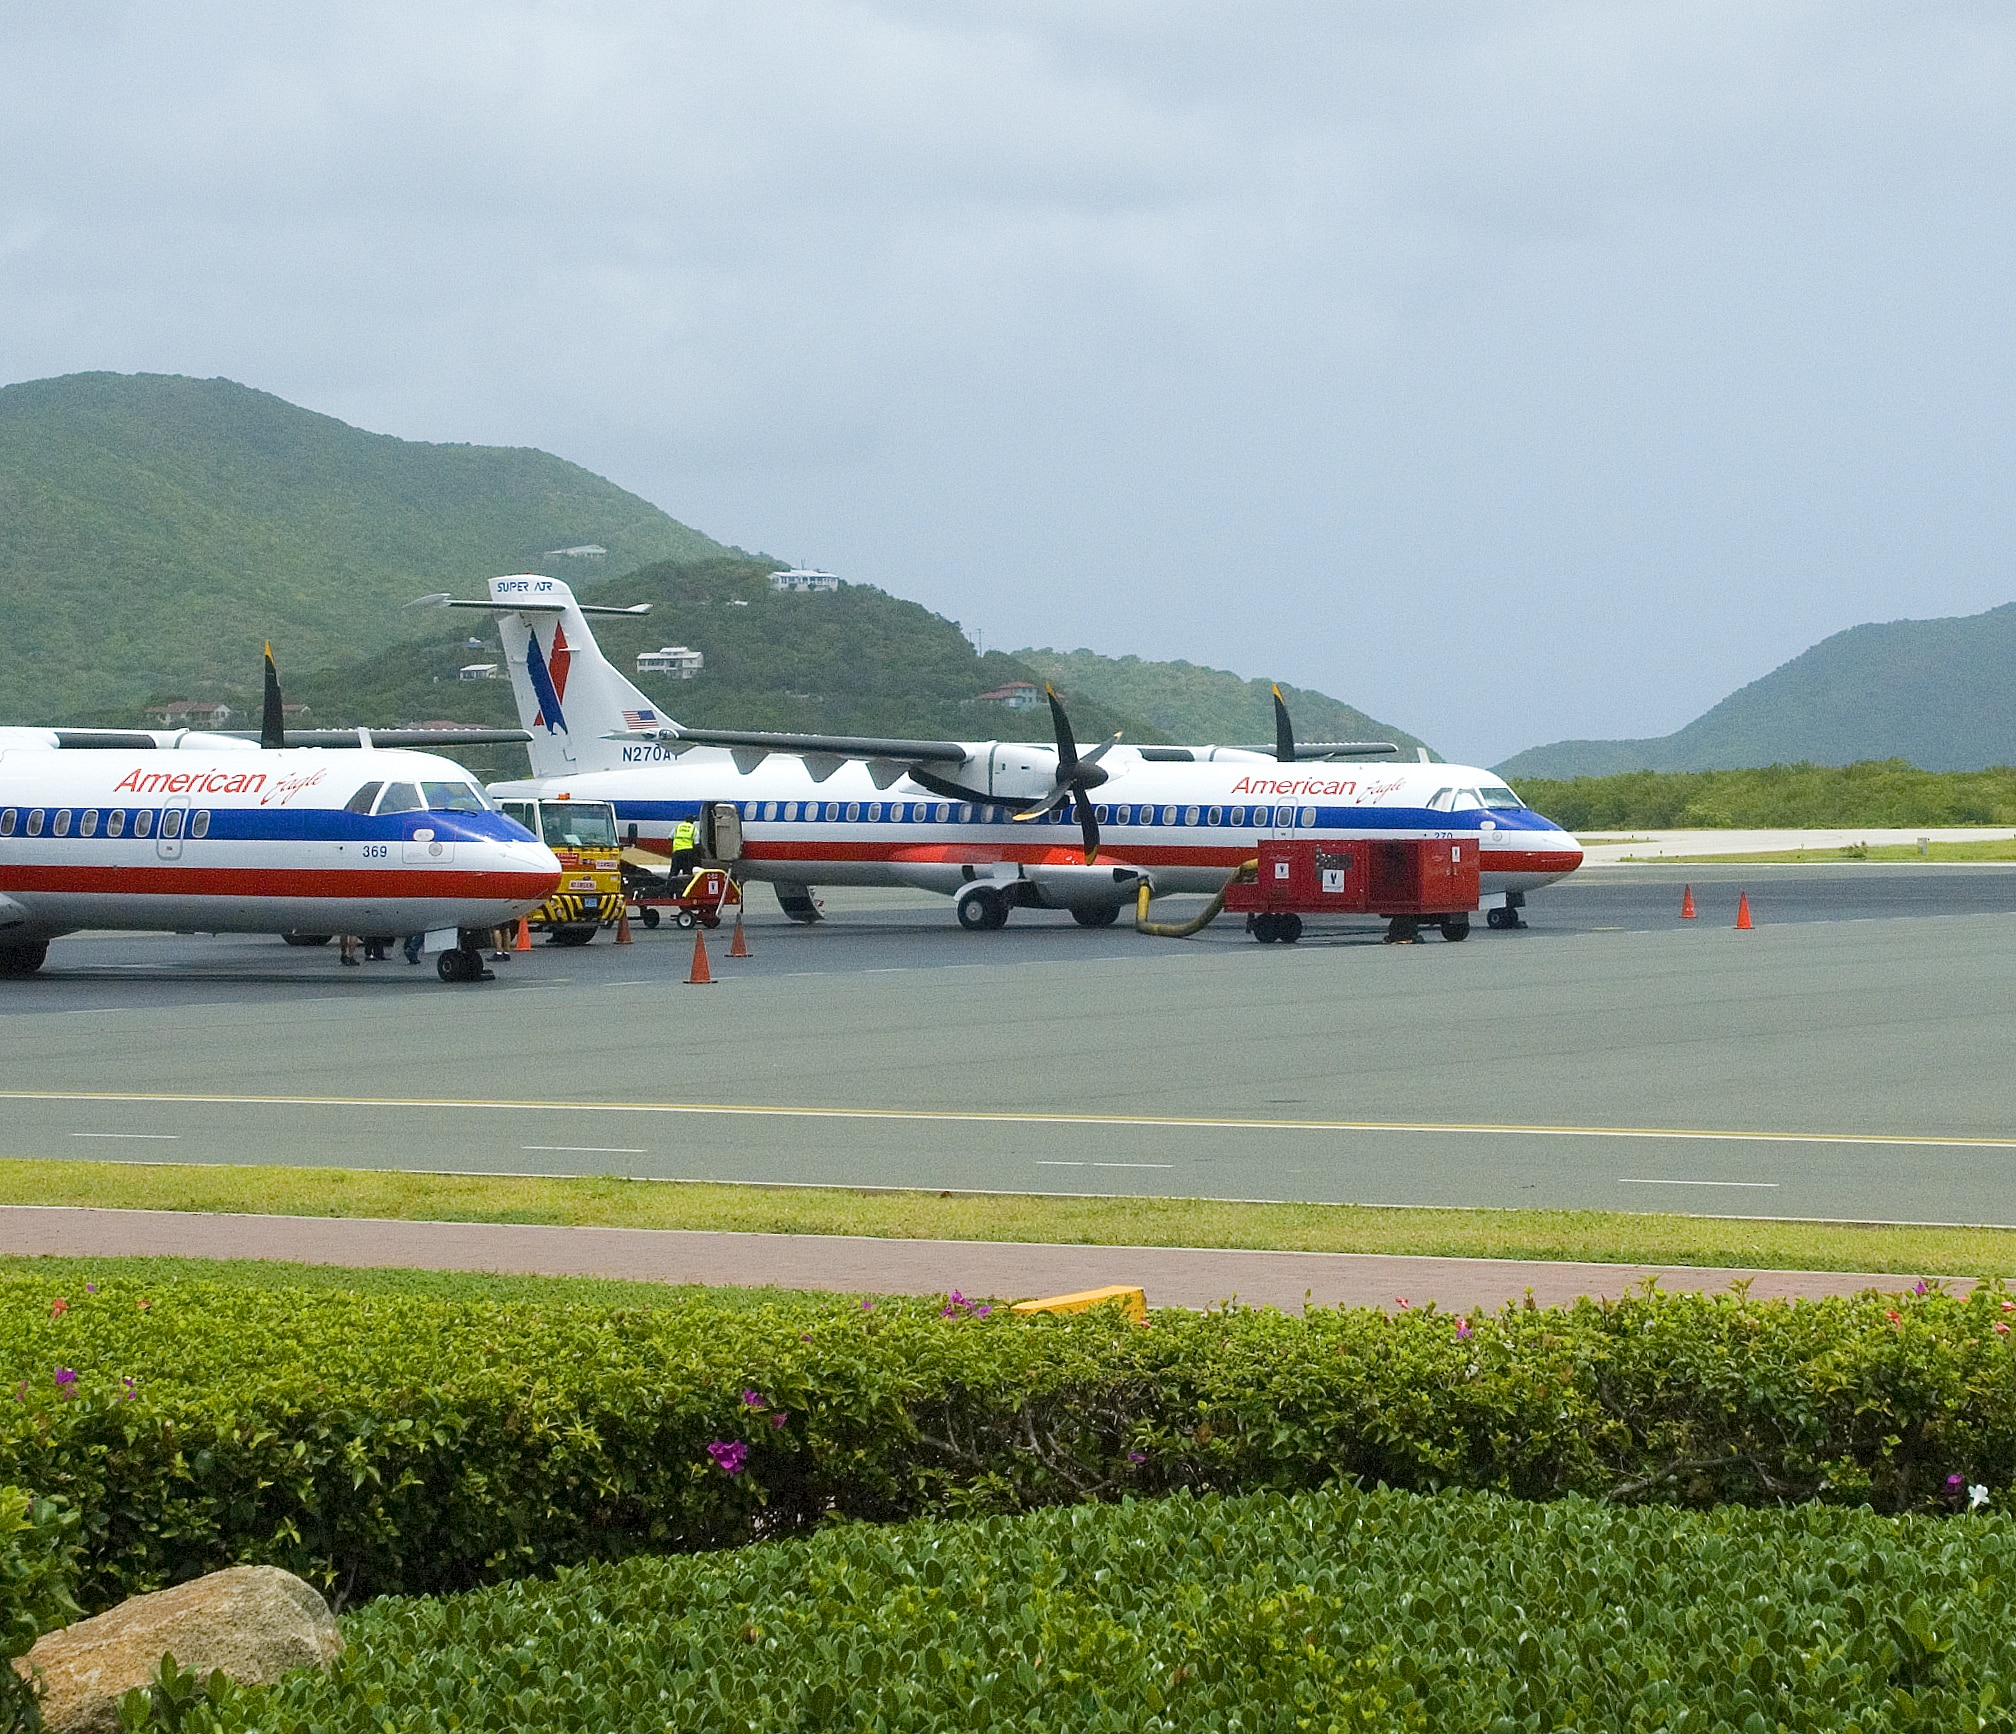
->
[1,1157,2011,1277]
[1630,837,2016,864]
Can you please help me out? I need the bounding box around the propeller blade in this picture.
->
[1045,683,1080,769]
[1077,798,1101,864]
[260,643,286,751]
[1081,733,1122,766]
[1272,684,1295,763]
[1012,788,1070,823]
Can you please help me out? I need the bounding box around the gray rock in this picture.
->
[18,1565,342,1733]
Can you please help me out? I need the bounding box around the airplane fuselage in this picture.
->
[0,737,561,947]
[493,747,1583,907]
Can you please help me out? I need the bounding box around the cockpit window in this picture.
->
[1425,788,1454,811]
[1450,789,1484,810]
[423,781,488,813]
[1480,785,1526,809]
[344,781,384,815]
[374,783,423,815]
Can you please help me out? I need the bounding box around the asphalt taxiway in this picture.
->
[2,863,2013,1227]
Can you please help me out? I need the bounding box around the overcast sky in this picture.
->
[4,3,2011,763]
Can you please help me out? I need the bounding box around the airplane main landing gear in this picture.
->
[957,886,1010,931]
[1247,912,1302,943]
[1070,903,1121,928]
[1486,892,1526,931]
[0,941,48,977]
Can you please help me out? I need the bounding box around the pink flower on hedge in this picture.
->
[769,1412,788,1429]
[1996,1322,2011,1337]
[84,1285,97,1295]
[1913,1280,1930,1296]
[1454,1318,1472,1340]
[1885,1310,1902,1325]
[2002,1300,2014,1313]
[706,1440,748,1475]
[52,1368,76,1393]
[48,1299,66,1319]
[1394,1297,1410,1309]
[120,1378,136,1401]
[1127,1450,1147,1465]
[741,1389,767,1410]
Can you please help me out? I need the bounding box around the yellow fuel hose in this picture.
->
[1134,861,1258,938]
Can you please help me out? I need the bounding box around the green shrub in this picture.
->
[5,1275,2016,1612]
[190,1483,2016,1733]
[0,1484,81,1733]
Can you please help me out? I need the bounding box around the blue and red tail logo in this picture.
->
[528,621,572,733]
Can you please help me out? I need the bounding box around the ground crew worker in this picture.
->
[671,815,700,875]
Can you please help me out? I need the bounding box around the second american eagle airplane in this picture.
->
[435,575,1583,933]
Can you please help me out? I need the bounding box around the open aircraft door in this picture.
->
[703,801,743,862]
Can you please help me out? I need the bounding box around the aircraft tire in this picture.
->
[282,933,333,947]
[1278,914,1303,943]
[437,949,468,983]
[1070,903,1121,929]
[1440,916,1470,942]
[1250,914,1278,943]
[957,888,1008,931]
[0,941,49,978]
[550,924,598,947]
[639,907,661,929]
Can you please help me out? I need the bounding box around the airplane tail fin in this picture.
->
[486,575,666,777]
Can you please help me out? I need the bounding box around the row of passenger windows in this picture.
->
[0,807,206,840]
[738,799,1325,828]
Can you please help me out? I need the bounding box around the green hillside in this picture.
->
[1510,760,2016,830]
[1015,647,1429,758]
[1498,601,2016,777]
[274,556,1151,778]
[0,371,728,721]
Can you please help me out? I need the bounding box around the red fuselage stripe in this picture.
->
[0,865,559,898]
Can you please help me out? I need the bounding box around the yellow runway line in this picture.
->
[0,1090,2009,1150]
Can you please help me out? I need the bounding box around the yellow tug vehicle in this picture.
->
[494,797,623,945]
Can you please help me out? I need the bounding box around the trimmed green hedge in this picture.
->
[3,1274,2013,1611]
[194,1483,2016,1733]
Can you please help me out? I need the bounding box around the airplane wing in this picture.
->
[619,724,967,764]
[409,593,653,618]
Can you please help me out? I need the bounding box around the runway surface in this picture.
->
[2,863,2013,1227]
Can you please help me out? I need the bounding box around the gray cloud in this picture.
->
[4,1,2011,760]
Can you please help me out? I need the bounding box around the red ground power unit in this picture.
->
[1220,837,1480,943]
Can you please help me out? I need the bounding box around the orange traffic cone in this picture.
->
[1680,884,1697,920]
[513,916,531,952]
[615,906,633,945]
[687,925,713,984]
[1736,892,1753,931]
[728,914,751,958]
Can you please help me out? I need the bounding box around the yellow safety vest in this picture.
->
[672,819,698,853]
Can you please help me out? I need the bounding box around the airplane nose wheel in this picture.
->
[437,937,495,983]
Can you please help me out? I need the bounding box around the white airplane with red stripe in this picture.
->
[455,575,1582,931]
[0,659,563,979]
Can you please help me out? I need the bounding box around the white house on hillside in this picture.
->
[769,568,839,593]
[637,645,705,678]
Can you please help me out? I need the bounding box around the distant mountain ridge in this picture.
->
[1497,602,2016,778]
[0,371,728,721]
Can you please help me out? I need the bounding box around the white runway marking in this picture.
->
[522,1145,648,1155]
[69,1132,179,1141]
[1618,1178,1780,1189]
